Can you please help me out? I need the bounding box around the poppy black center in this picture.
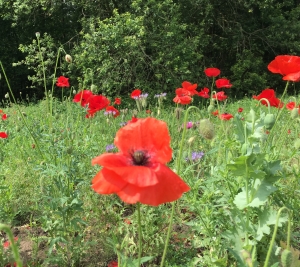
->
[131,150,149,166]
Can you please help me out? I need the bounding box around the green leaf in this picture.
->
[248,180,277,208]
[234,188,248,209]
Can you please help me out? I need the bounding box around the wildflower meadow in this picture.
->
[1,42,300,267]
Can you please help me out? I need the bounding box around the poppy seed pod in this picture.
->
[90,84,98,93]
[264,114,275,130]
[199,119,215,140]
[207,104,214,113]
[291,108,299,119]
[65,54,72,63]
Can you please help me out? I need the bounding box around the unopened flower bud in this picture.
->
[73,89,77,94]
[65,54,72,63]
[207,104,214,113]
[91,84,98,93]
[188,136,196,145]
[264,113,275,130]
[291,108,299,119]
[5,93,9,99]
[35,32,40,38]
[199,119,215,140]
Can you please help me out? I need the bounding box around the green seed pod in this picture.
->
[199,119,215,140]
[281,249,293,267]
[264,114,275,130]
[291,108,299,119]
[207,104,214,113]
[90,84,98,93]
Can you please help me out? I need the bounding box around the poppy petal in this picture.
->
[114,118,172,164]
[93,153,159,187]
[117,164,190,206]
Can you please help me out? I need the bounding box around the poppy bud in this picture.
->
[188,136,196,145]
[291,108,299,119]
[35,32,40,38]
[281,249,292,267]
[264,114,275,130]
[199,119,215,140]
[73,89,77,94]
[65,54,72,63]
[90,84,98,93]
[207,104,214,113]
[5,93,9,98]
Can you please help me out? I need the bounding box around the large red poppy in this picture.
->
[268,55,300,82]
[181,81,198,96]
[92,118,190,206]
[73,90,93,107]
[253,88,284,108]
[86,95,110,117]
[173,88,192,105]
[198,87,210,98]
[215,78,232,89]
[204,68,221,77]
[56,76,70,87]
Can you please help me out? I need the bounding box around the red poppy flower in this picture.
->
[253,89,284,108]
[198,87,210,98]
[268,55,300,81]
[181,81,198,96]
[73,90,93,107]
[92,118,190,206]
[86,95,110,117]
[0,132,8,139]
[173,88,192,105]
[212,110,219,116]
[285,101,300,110]
[215,78,232,89]
[220,113,234,120]
[0,109,3,113]
[204,68,221,77]
[114,97,121,105]
[212,91,227,101]
[238,107,243,113]
[2,114,8,120]
[108,261,118,267]
[56,76,70,87]
[131,89,141,99]
[105,106,120,118]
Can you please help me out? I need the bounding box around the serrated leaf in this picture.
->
[248,180,277,208]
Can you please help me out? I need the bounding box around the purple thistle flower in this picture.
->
[106,144,116,152]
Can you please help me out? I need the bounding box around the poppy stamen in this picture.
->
[131,150,149,166]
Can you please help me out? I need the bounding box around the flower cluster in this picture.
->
[73,90,114,118]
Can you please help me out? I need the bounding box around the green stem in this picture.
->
[137,202,142,267]
[0,224,23,267]
[37,34,49,113]
[263,207,291,267]
[160,106,200,267]
[0,61,45,160]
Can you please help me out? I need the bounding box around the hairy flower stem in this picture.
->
[160,106,200,267]
[137,202,142,267]
[0,224,23,267]
[263,207,292,267]
[36,34,49,113]
[0,61,45,160]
